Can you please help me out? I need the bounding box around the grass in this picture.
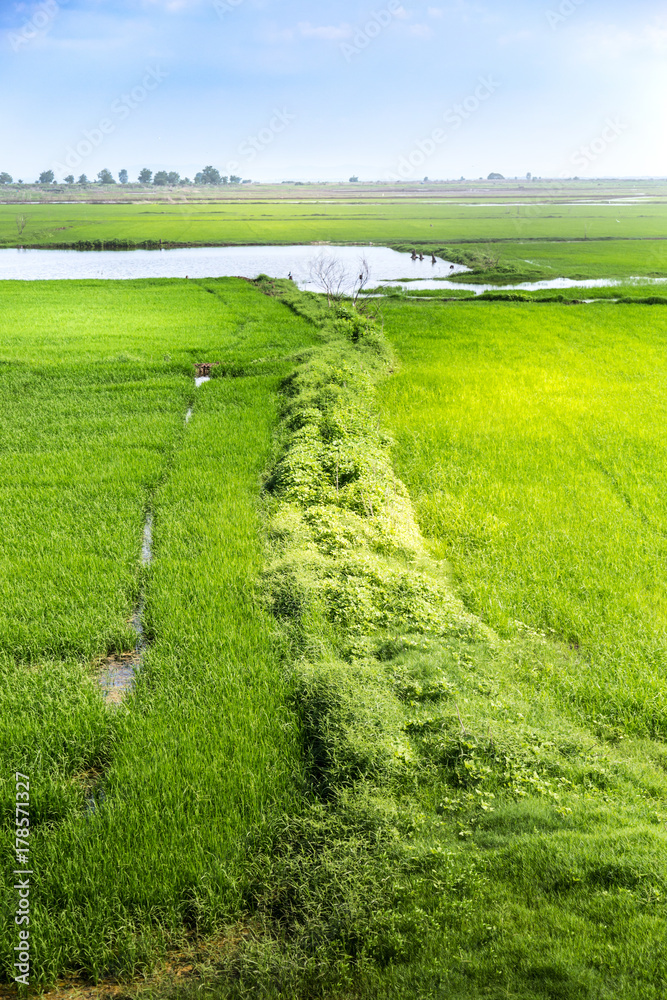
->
[379,299,667,739]
[25,376,301,982]
[165,283,667,1000]
[0,280,320,984]
[0,277,318,366]
[1,178,666,210]
[0,363,188,660]
[3,276,667,998]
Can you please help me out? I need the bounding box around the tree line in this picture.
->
[0,166,247,186]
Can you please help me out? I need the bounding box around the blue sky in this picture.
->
[1,0,665,182]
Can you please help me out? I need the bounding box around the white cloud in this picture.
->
[427,6,444,17]
[297,21,353,41]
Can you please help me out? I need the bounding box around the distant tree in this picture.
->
[97,168,115,184]
[0,172,12,184]
[526,172,532,181]
[64,175,75,184]
[16,214,28,236]
[229,174,241,184]
[167,171,180,185]
[119,169,128,184]
[153,170,169,186]
[138,168,153,184]
[77,174,89,184]
[349,175,359,182]
[38,170,55,184]
[423,176,429,183]
[181,177,192,185]
[221,175,229,185]
[199,165,221,185]
[487,172,504,180]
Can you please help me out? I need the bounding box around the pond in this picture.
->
[0,244,662,295]
[0,244,468,286]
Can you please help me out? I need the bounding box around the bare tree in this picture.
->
[309,252,348,307]
[16,214,28,237]
[351,255,371,309]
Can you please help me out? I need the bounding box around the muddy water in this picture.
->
[98,378,208,704]
[99,510,153,705]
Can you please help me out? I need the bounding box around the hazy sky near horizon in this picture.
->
[1,0,665,183]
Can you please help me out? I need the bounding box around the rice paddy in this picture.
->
[1,195,667,283]
[2,203,667,998]
[380,300,667,737]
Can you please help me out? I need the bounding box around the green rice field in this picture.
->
[380,300,667,737]
[2,197,667,282]
[2,228,667,999]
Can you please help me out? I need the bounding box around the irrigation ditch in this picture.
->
[96,367,216,706]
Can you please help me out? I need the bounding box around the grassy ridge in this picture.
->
[380,300,667,738]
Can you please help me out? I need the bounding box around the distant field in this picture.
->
[2,200,667,275]
[380,300,667,737]
[2,177,666,205]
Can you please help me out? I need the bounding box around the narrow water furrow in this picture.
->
[98,376,208,704]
